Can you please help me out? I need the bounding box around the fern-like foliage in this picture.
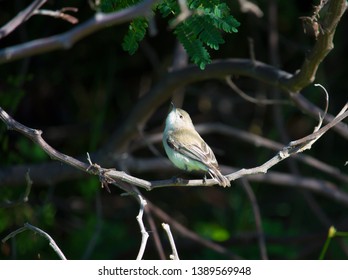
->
[100,0,147,55]
[99,0,240,70]
[122,18,148,55]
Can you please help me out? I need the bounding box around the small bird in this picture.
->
[162,103,231,187]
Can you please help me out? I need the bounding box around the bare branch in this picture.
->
[289,103,348,149]
[144,207,166,259]
[116,156,348,206]
[81,190,103,259]
[290,92,348,139]
[132,123,348,183]
[225,76,291,105]
[0,0,158,64]
[0,170,32,208]
[99,60,347,158]
[224,106,347,181]
[135,194,149,260]
[33,8,79,24]
[170,0,192,27]
[237,0,264,18]
[148,202,243,259]
[0,106,90,172]
[1,105,348,206]
[284,0,348,92]
[2,222,67,260]
[240,179,267,259]
[312,83,329,132]
[162,223,180,260]
[0,0,47,40]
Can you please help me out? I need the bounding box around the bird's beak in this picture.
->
[170,102,176,112]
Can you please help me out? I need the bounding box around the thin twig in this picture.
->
[2,222,67,260]
[129,123,348,184]
[111,155,348,205]
[135,194,149,260]
[289,103,348,148]
[2,106,152,259]
[170,0,192,28]
[148,202,243,259]
[1,105,348,205]
[33,7,79,24]
[240,178,268,259]
[82,189,103,259]
[225,76,291,105]
[284,0,348,92]
[0,170,32,208]
[136,126,163,158]
[145,206,166,259]
[0,0,47,40]
[312,83,329,132]
[237,0,264,17]
[162,223,180,260]
[148,104,348,190]
[0,0,159,64]
[99,60,347,159]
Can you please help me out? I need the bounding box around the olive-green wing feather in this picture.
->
[167,129,218,168]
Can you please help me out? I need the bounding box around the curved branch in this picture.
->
[100,59,348,160]
[135,194,149,260]
[0,0,158,64]
[0,107,89,172]
[240,179,267,259]
[1,105,348,206]
[284,0,348,92]
[0,0,47,40]
[2,222,67,260]
[162,223,180,260]
[100,59,293,158]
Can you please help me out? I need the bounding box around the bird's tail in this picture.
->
[208,167,231,187]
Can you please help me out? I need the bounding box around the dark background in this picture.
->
[0,0,347,259]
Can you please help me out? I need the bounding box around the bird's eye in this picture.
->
[179,114,183,119]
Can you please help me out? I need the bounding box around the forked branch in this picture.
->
[1,102,347,194]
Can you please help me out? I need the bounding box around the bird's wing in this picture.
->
[167,129,218,168]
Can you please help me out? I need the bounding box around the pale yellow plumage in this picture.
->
[163,104,230,187]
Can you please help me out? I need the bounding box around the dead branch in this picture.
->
[284,0,348,92]
[0,0,47,40]
[240,179,267,260]
[1,104,347,203]
[162,223,180,260]
[147,202,243,259]
[33,8,79,24]
[2,222,67,260]
[0,0,158,64]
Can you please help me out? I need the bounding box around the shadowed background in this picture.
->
[0,0,347,259]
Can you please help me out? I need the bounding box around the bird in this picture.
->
[162,103,231,187]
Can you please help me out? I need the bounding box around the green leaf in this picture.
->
[100,0,240,69]
[122,18,148,55]
[174,22,211,69]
